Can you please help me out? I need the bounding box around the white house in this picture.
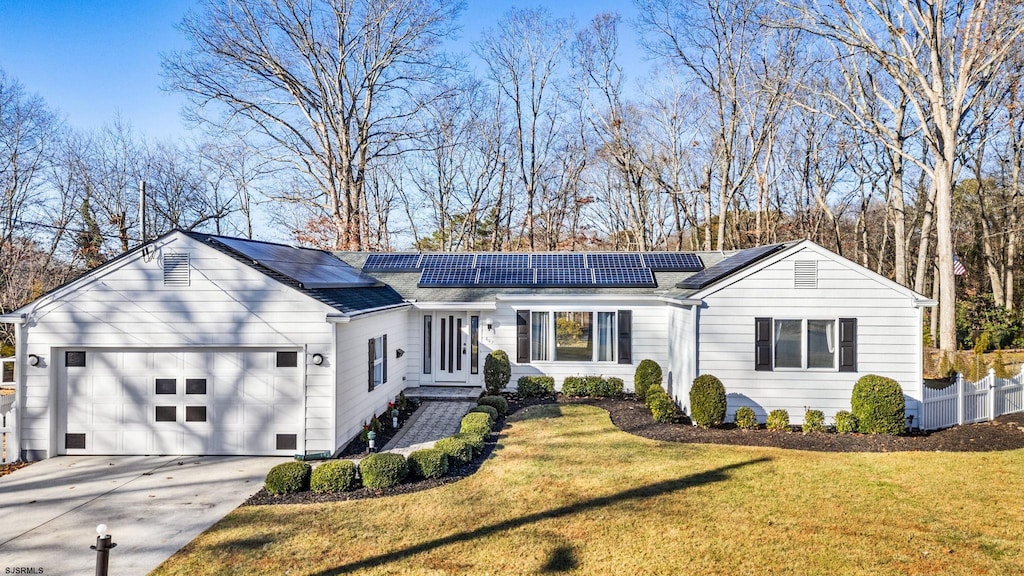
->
[0,230,934,460]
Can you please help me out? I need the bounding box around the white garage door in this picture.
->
[58,348,303,456]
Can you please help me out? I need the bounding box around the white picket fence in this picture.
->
[921,366,1024,431]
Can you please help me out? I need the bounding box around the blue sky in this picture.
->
[0,1,646,139]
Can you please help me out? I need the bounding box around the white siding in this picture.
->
[694,245,924,424]
[17,233,336,458]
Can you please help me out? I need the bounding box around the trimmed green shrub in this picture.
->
[803,409,826,434]
[310,460,358,493]
[434,436,474,463]
[517,375,555,397]
[483,350,512,395]
[477,394,508,415]
[561,376,589,397]
[645,384,666,407]
[599,377,624,397]
[454,432,485,455]
[734,406,758,430]
[359,453,408,490]
[469,404,498,421]
[647,390,677,423]
[690,374,727,428]
[562,376,625,397]
[634,359,663,403]
[460,412,493,437]
[407,448,449,479]
[766,409,790,431]
[834,410,858,434]
[851,374,906,435]
[265,461,311,495]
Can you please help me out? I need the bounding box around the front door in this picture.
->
[435,313,468,383]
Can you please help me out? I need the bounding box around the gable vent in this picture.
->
[163,253,190,286]
[794,260,817,289]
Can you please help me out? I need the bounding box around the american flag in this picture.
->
[953,255,966,276]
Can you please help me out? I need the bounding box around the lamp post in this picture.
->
[91,524,116,576]
[367,430,377,452]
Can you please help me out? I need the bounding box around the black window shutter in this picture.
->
[617,310,633,364]
[382,334,388,383]
[368,338,375,392]
[516,310,530,363]
[755,317,772,371]
[839,318,857,372]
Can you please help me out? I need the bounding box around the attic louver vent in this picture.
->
[794,260,817,289]
[163,253,190,286]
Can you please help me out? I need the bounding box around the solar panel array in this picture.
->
[675,244,786,290]
[214,236,380,289]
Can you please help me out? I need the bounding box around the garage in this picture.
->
[57,348,303,456]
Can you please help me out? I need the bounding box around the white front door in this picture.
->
[435,313,468,383]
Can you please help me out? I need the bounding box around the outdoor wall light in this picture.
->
[28,354,40,367]
[485,318,494,332]
[395,348,405,358]
[311,353,324,366]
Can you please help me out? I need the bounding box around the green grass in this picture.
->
[153,404,1024,575]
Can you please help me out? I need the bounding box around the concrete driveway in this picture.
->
[0,455,284,574]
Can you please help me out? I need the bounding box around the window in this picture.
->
[761,318,841,370]
[185,406,207,422]
[276,434,297,450]
[521,310,630,363]
[185,378,207,394]
[155,378,177,395]
[531,312,549,361]
[368,335,387,391]
[470,315,480,374]
[554,312,593,361]
[597,312,616,362]
[65,351,86,367]
[423,315,432,374]
[276,351,298,368]
[65,433,86,449]
[807,320,836,369]
[155,406,176,422]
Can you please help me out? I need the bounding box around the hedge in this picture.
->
[407,448,448,479]
[359,453,408,490]
[434,436,474,463]
[483,350,512,395]
[469,404,499,421]
[477,395,508,415]
[517,375,555,397]
[634,359,663,403]
[851,374,906,435]
[310,460,358,493]
[690,374,727,427]
[265,461,311,495]
[460,412,493,437]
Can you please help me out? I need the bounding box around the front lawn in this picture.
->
[153,404,1024,575]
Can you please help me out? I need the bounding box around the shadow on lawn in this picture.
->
[308,456,771,575]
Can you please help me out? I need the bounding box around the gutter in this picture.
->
[914,298,938,308]
[0,314,26,324]
[326,302,411,323]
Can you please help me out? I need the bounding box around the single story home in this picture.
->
[0,230,934,460]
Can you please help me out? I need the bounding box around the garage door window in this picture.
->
[155,406,176,422]
[66,351,86,367]
[156,378,176,394]
[186,378,207,394]
[186,406,207,422]
[65,433,86,449]
[276,434,297,450]
[276,351,298,367]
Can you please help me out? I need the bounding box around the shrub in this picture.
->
[310,460,358,493]
[634,359,663,403]
[834,410,858,434]
[454,432,486,455]
[561,376,589,397]
[517,375,555,397]
[265,461,311,495]
[598,377,625,397]
[477,395,508,415]
[407,448,449,479]
[359,453,408,490]
[434,436,474,463]
[734,406,758,430]
[469,404,499,421]
[645,384,666,407]
[647,389,677,423]
[802,409,826,434]
[460,412,493,437]
[851,374,906,435]
[483,350,512,395]
[689,374,727,428]
[766,409,790,431]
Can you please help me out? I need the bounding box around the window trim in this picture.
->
[767,318,840,371]
[368,334,387,391]
[527,308,622,364]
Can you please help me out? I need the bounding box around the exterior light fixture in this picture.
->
[28,354,40,367]
[311,353,324,366]
[91,523,117,576]
[485,318,494,331]
[395,348,405,358]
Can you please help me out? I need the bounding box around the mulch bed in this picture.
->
[0,461,31,478]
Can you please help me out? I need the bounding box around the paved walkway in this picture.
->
[382,401,474,457]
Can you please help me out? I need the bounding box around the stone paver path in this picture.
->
[382,401,474,457]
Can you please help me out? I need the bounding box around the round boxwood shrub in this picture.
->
[689,374,727,428]
[634,359,663,403]
[734,406,758,430]
[310,460,358,493]
[265,461,311,495]
[851,374,906,435]
[477,395,508,416]
[647,389,677,423]
[599,377,625,398]
[460,412,493,437]
[561,376,588,397]
[517,375,555,397]
[766,409,790,431]
[483,350,512,395]
[644,384,666,407]
[359,453,408,490]
[407,448,449,479]
[454,432,486,455]
[469,404,499,421]
[834,410,858,434]
[434,436,474,463]
[803,409,826,434]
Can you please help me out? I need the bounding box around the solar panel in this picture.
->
[420,254,476,269]
[212,236,380,289]
[418,268,477,287]
[362,253,421,271]
[641,252,704,271]
[587,253,644,268]
[592,267,656,287]
[477,267,534,286]
[676,244,786,290]
[475,253,530,268]
[533,254,586,268]
[535,268,594,286]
